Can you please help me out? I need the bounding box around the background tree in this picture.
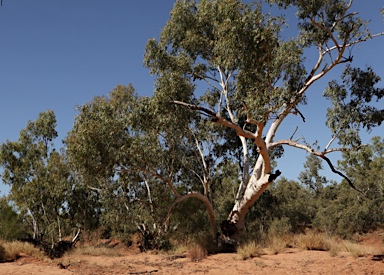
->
[298,154,327,195]
[144,0,384,241]
[0,196,26,240]
[313,136,384,237]
[65,83,246,243]
[0,111,74,245]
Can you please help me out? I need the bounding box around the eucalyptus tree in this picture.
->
[0,111,73,244]
[0,196,26,240]
[66,83,236,243]
[298,154,327,194]
[65,85,205,240]
[144,0,384,240]
[338,136,384,197]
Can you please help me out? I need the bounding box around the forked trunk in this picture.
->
[222,173,272,241]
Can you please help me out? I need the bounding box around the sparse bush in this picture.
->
[265,235,289,255]
[0,240,47,262]
[0,243,6,262]
[236,241,261,260]
[343,240,378,258]
[187,244,207,262]
[293,231,332,251]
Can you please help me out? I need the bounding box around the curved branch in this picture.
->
[162,192,217,241]
[269,139,364,155]
[323,32,384,55]
[320,155,366,197]
[269,139,367,196]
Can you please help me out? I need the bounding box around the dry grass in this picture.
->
[293,231,333,251]
[240,230,381,258]
[236,241,262,260]
[68,245,123,257]
[170,244,189,255]
[343,240,379,258]
[265,234,289,255]
[187,244,207,262]
[0,240,47,262]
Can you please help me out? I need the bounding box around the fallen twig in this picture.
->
[128,270,158,275]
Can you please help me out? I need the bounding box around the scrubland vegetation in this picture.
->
[0,0,383,265]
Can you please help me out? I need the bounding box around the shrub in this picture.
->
[187,244,207,262]
[293,231,332,251]
[237,241,261,260]
[0,240,47,262]
[343,240,378,258]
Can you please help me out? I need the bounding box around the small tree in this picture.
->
[0,197,26,240]
[299,154,327,195]
[0,111,74,245]
[144,0,384,241]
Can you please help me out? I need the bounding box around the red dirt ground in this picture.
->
[1,231,384,275]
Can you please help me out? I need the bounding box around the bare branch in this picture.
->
[323,32,384,55]
[324,131,340,151]
[87,185,101,192]
[172,100,217,117]
[270,139,364,154]
[290,126,298,140]
[320,155,366,197]
[171,100,256,140]
[292,107,306,122]
[218,66,236,123]
[269,139,366,195]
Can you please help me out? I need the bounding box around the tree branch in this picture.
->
[269,139,367,195]
[320,155,366,197]
[323,32,384,55]
[171,100,256,140]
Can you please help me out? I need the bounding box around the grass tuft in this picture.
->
[0,240,47,262]
[343,240,378,258]
[69,246,123,257]
[236,241,261,260]
[187,244,207,262]
[293,231,333,251]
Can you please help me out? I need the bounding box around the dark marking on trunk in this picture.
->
[268,170,281,182]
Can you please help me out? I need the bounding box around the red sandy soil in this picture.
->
[1,232,384,275]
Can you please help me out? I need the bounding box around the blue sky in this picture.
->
[0,0,383,195]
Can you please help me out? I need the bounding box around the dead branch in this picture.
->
[171,99,217,118]
[293,107,305,122]
[290,126,298,140]
[171,100,257,140]
[320,155,366,197]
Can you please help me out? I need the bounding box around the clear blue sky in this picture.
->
[0,0,383,195]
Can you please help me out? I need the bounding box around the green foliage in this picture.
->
[314,137,384,237]
[144,0,306,122]
[0,111,75,244]
[324,66,384,147]
[1,0,382,248]
[168,198,212,243]
[268,217,292,237]
[272,178,316,232]
[299,154,326,194]
[0,197,25,240]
